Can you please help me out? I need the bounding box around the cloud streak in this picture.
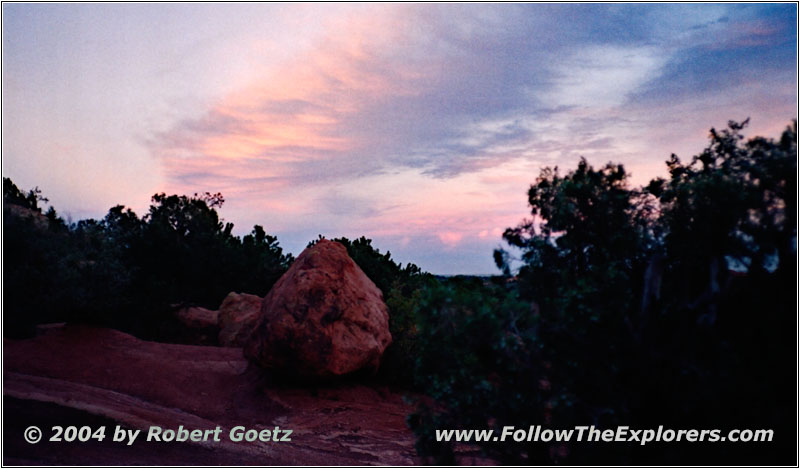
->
[4,3,796,273]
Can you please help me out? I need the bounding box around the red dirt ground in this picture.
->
[3,325,419,465]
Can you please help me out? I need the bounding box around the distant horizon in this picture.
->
[3,3,796,275]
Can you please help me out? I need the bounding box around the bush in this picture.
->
[408,276,542,464]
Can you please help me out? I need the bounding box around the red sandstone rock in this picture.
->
[217,292,262,346]
[3,325,417,465]
[244,239,391,378]
[3,204,49,229]
[175,306,218,329]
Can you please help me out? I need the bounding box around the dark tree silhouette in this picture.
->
[3,184,293,340]
[411,120,796,465]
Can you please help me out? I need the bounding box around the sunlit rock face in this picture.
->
[244,239,392,378]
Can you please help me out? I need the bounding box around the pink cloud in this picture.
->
[438,231,464,246]
[149,6,438,204]
[136,4,795,274]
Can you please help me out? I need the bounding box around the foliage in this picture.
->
[4,180,77,337]
[3,181,293,339]
[3,177,49,211]
[408,276,543,464]
[411,120,797,464]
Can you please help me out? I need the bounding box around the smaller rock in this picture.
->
[4,204,49,229]
[175,306,219,329]
[218,292,262,346]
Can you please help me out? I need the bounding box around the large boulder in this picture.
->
[218,292,262,346]
[244,239,392,378]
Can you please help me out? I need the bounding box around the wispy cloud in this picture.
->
[4,3,795,273]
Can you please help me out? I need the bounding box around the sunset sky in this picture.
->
[2,3,797,274]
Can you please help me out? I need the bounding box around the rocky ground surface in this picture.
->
[3,325,418,465]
